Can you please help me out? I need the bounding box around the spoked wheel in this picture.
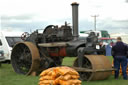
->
[39,57,55,71]
[73,56,93,81]
[11,42,40,75]
[52,57,63,66]
[73,55,112,81]
[39,56,63,71]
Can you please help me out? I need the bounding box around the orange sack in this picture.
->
[39,66,81,85]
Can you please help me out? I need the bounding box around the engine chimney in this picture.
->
[71,2,79,40]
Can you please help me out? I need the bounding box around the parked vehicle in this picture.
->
[98,37,116,46]
[79,30,110,38]
[0,50,4,62]
[0,31,23,63]
[0,50,4,66]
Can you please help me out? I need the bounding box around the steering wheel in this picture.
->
[21,32,30,40]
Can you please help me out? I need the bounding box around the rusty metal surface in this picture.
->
[11,42,40,76]
[38,42,68,47]
[25,42,40,76]
[71,67,114,72]
[85,55,112,80]
[73,55,112,81]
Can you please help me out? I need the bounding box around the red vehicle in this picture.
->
[98,37,116,46]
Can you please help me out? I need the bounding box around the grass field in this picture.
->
[0,56,128,85]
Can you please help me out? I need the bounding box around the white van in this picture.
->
[0,31,23,63]
[79,30,110,38]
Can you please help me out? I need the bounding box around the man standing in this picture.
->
[112,37,128,80]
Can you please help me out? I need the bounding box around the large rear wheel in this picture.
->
[11,42,40,75]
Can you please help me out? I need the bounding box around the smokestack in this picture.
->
[71,2,79,40]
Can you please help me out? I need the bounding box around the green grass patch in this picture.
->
[0,64,39,85]
[62,57,76,66]
[0,56,128,85]
[107,56,113,63]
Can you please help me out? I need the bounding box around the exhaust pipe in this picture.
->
[71,2,79,40]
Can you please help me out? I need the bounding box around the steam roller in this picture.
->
[11,2,114,81]
[73,55,112,80]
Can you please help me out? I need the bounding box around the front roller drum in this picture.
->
[11,42,40,76]
[73,55,112,81]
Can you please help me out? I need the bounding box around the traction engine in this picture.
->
[11,2,113,81]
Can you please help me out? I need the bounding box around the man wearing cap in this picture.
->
[112,37,128,80]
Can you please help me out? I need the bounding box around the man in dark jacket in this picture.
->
[112,37,128,80]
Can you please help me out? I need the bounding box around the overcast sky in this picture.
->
[0,0,128,34]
